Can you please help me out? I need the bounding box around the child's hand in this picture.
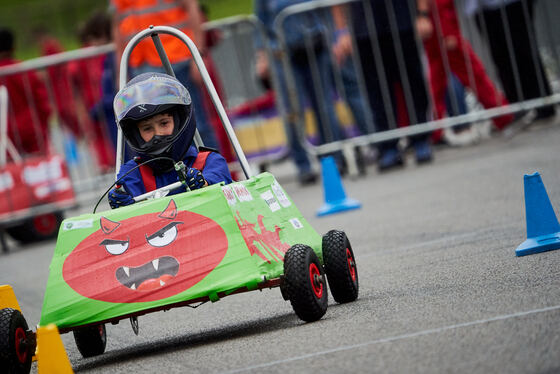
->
[185,167,207,190]
[108,185,135,209]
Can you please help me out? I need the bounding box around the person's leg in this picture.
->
[341,58,371,136]
[425,43,448,143]
[272,57,315,182]
[425,45,448,121]
[450,42,513,130]
[356,36,403,170]
[504,0,554,118]
[357,38,398,145]
[399,31,432,162]
[445,74,471,132]
[446,74,467,117]
[478,8,518,103]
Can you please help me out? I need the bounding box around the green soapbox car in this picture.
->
[0,26,359,372]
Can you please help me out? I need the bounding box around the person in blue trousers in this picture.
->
[254,0,346,185]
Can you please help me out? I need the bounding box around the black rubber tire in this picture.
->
[73,324,107,358]
[322,230,359,303]
[0,308,32,374]
[282,244,328,322]
[6,212,64,244]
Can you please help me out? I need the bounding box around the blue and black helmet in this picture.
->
[114,72,196,171]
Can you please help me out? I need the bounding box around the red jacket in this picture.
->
[0,58,52,155]
[429,0,462,40]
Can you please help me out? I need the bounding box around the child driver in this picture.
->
[108,72,232,208]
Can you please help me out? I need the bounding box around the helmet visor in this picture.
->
[114,76,191,122]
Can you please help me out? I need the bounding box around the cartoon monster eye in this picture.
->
[146,222,181,247]
[100,239,129,255]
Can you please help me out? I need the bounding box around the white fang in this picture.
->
[152,259,159,271]
[123,266,130,277]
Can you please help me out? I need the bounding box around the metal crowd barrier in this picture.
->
[273,0,560,174]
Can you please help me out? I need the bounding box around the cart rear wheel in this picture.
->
[0,308,32,374]
[73,324,107,358]
[322,230,359,303]
[282,244,328,322]
[6,212,64,244]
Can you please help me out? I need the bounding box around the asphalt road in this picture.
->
[2,120,560,373]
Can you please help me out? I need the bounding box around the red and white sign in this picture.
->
[0,154,75,220]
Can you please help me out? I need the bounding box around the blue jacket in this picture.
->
[117,146,233,197]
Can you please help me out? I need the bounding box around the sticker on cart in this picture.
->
[233,184,253,202]
[289,218,304,229]
[272,180,291,208]
[63,219,93,231]
[261,190,281,212]
[222,185,237,205]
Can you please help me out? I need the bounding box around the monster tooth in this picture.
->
[131,283,136,290]
[160,280,165,286]
[152,259,159,271]
[123,266,130,277]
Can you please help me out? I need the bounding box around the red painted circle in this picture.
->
[309,263,323,299]
[63,209,228,303]
[32,214,57,236]
[346,248,356,282]
[14,327,28,363]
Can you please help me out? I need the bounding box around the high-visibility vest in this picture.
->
[113,0,195,67]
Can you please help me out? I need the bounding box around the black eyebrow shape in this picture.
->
[99,238,129,246]
[146,221,183,241]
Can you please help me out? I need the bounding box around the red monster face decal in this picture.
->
[63,200,228,303]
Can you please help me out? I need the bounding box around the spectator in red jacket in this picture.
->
[0,27,51,156]
[33,26,81,137]
[422,0,513,142]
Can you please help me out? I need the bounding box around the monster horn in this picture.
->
[100,217,121,234]
[159,200,178,220]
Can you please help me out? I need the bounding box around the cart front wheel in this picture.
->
[73,324,107,358]
[282,244,328,322]
[0,308,33,374]
[322,230,359,303]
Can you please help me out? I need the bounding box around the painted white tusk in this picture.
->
[131,283,136,290]
[123,266,130,277]
[152,259,159,271]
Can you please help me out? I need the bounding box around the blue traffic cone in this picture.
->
[515,172,560,256]
[317,156,361,217]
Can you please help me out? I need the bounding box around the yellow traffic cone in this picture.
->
[0,285,21,311]
[37,324,74,374]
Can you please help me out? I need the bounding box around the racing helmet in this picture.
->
[113,72,195,172]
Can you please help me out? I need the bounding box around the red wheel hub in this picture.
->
[309,263,324,298]
[32,214,57,236]
[346,248,357,282]
[14,327,28,363]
